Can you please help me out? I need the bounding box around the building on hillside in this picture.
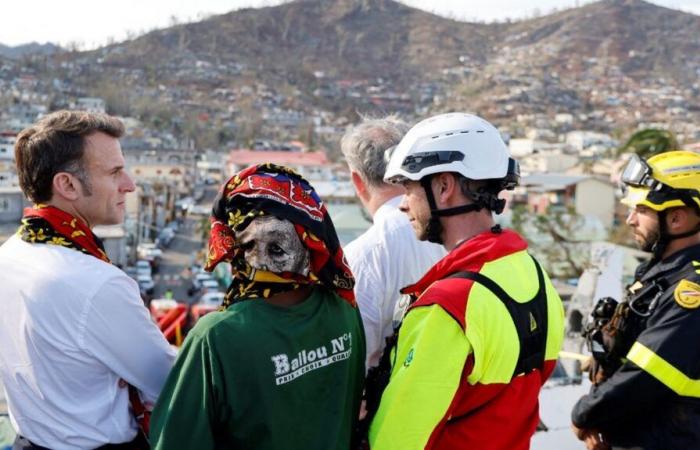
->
[5,104,46,130]
[509,139,568,158]
[520,152,578,174]
[0,186,26,225]
[226,149,332,178]
[519,174,617,228]
[130,163,191,192]
[565,131,617,154]
[0,134,15,161]
[75,97,107,114]
[0,162,17,187]
[225,149,354,201]
[93,225,128,268]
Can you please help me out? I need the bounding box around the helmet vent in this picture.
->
[476,130,485,133]
[431,135,439,139]
[460,130,469,134]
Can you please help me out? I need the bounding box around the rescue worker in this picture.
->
[369,112,565,450]
[572,150,700,450]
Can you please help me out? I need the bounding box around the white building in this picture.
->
[93,225,128,267]
[75,97,107,114]
[0,135,15,161]
[0,186,26,224]
[520,152,579,174]
[509,139,567,158]
[521,174,617,228]
[565,131,617,153]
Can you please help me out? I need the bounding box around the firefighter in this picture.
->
[572,150,700,449]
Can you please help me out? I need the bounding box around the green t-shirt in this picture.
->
[151,287,365,450]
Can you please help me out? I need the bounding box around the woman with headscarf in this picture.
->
[151,164,365,450]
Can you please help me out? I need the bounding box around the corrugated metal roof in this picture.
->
[522,173,589,189]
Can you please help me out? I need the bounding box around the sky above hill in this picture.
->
[2,0,699,49]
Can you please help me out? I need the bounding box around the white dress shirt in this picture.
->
[0,235,176,450]
[344,196,446,370]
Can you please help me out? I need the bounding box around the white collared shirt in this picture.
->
[0,235,176,450]
[344,196,446,370]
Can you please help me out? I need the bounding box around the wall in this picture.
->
[574,178,616,228]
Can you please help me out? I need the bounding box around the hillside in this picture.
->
[2,0,699,150]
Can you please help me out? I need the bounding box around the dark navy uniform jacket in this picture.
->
[572,243,700,450]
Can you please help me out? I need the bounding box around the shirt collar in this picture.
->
[373,195,403,222]
[641,243,700,282]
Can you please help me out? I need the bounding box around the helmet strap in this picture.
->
[420,176,445,244]
[650,210,669,261]
[419,175,497,244]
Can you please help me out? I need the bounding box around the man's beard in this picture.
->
[416,216,443,244]
[636,226,660,253]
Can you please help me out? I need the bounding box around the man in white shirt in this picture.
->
[341,116,445,370]
[0,111,176,450]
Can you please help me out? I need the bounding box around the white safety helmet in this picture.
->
[384,112,518,188]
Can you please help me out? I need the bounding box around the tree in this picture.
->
[617,128,679,159]
[511,205,589,278]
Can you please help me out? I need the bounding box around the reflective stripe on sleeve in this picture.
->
[627,341,700,398]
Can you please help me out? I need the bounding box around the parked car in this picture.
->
[157,228,175,248]
[135,260,152,277]
[200,279,220,291]
[188,204,211,216]
[198,291,225,306]
[191,291,226,323]
[187,273,217,296]
[137,243,162,272]
[137,274,155,296]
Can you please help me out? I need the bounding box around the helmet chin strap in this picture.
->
[420,176,446,244]
[419,176,496,245]
[650,210,669,262]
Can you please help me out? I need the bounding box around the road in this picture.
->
[152,216,206,303]
[152,187,218,304]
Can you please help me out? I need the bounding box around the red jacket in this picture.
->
[370,229,565,450]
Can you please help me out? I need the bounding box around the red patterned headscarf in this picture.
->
[205,163,355,307]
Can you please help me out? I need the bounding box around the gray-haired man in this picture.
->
[341,116,445,371]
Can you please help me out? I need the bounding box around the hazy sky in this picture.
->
[2,0,699,49]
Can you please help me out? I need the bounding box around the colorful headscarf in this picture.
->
[205,163,356,307]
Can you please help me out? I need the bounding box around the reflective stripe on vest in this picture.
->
[627,341,700,398]
[448,255,548,377]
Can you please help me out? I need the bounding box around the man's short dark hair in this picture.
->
[14,110,124,203]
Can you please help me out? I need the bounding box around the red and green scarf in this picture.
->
[205,163,356,308]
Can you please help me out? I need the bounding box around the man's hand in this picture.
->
[571,424,610,450]
[582,357,608,385]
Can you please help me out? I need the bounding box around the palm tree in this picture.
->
[617,129,679,158]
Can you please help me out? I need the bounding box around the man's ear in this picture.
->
[433,173,457,205]
[666,207,690,234]
[351,171,369,201]
[52,172,81,201]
